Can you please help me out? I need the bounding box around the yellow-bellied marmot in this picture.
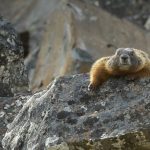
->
[88,48,150,90]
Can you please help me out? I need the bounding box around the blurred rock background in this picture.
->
[0,0,149,91]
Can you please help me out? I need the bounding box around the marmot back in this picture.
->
[88,48,150,91]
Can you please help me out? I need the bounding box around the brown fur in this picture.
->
[88,48,150,90]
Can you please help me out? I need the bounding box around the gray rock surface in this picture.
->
[2,74,150,150]
[0,17,28,96]
[0,17,29,149]
[0,95,30,149]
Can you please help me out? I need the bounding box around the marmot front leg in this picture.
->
[88,58,110,91]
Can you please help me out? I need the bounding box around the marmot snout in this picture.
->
[117,48,135,66]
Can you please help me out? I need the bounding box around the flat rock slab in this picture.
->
[2,74,150,150]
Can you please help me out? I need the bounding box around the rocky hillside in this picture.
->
[0,0,150,150]
[0,17,28,97]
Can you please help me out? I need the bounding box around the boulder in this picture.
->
[0,17,28,96]
[2,74,150,149]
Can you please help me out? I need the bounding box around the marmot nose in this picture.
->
[121,55,128,61]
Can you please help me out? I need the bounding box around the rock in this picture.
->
[0,16,29,149]
[2,74,150,149]
[98,0,150,27]
[0,95,30,149]
[0,17,28,96]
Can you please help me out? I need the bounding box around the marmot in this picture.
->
[88,48,150,90]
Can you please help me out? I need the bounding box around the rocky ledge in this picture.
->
[2,74,150,150]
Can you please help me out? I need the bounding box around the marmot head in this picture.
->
[108,48,145,72]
